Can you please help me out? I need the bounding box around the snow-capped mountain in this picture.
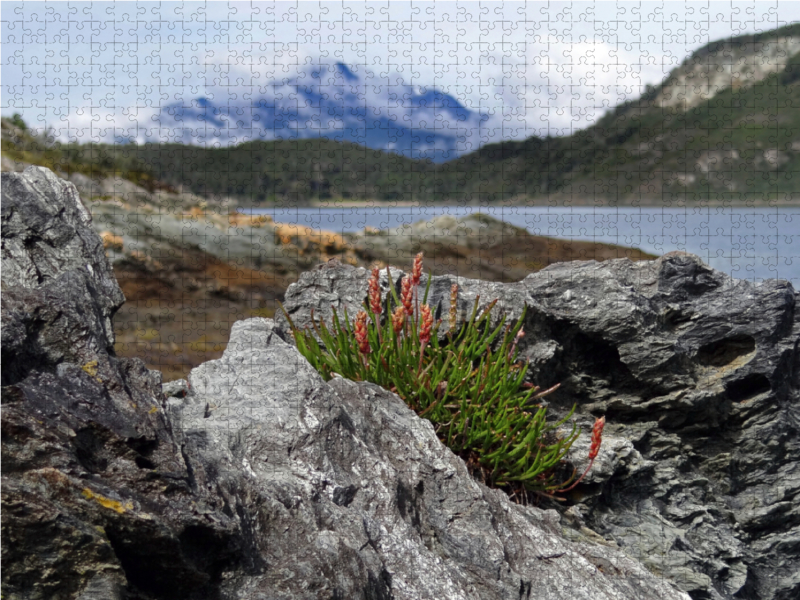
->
[155,62,489,162]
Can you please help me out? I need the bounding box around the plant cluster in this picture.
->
[280,253,605,502]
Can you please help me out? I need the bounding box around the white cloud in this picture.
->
[4,1,797,151]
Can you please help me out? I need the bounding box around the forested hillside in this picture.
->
[4,23,800,205]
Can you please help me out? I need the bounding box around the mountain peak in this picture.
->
[155,62,488,162]
[334,62,359,82]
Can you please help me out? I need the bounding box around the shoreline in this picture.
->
[242,199,800,210]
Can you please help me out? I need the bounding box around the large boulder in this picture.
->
[2,168,694,600]
[277,253,800,600]
[153,317,688,599]
[2,168,243,600]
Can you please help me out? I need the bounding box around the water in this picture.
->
[243,205,800,289]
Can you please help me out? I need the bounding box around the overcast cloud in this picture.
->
[3,1,799,150]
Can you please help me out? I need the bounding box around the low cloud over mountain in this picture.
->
[155,62,490,162]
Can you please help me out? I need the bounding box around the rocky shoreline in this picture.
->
[2,158,657,379]
[3,166,798,600]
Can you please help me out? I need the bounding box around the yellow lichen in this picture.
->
[148,406,159,414]
[81,360,102,383]
[81,360,98,377]
[100,231,124,252]
[82,488,133,514]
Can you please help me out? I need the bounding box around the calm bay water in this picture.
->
[245,205,800,289]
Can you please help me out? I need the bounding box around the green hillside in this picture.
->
[434,23,800,203]
[125,139,434,203]
[435,62,800,203]
[4,23,800,205]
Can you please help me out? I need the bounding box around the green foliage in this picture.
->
[125,138,437,204]
[10,113,27,131]
[1,116,163,192]
[280,259,587,498]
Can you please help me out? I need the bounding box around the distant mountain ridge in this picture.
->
[156,62,489,163]
[437,22,800,204]
[4,23,800,204]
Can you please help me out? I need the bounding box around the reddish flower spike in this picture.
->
[411,252,423,286]
[419,304,433,346]
[392,306,406,334]
[401,276,414,316]
[449,283,458,332]
[369,267,382,316]
[355,311,370,355]
[588,416,605,460]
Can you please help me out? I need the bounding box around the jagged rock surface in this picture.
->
[171,317,692,600]
[2,168,244,600]
[277,254,800,600]
[1,173,698,599]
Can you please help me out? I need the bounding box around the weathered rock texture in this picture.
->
[277,254,800,600]
[2,172,697,599]
[2,165,796,600]
[2,167,244,599]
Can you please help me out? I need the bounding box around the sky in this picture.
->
[3,1,800,151]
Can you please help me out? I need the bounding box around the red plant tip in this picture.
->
[411,252,424,286]
[355,311,370,354]
[392,306,406,334]
[401,276,414,316]
[588,416,605,460]
[419,304,433,346]
[369,267,382,316]
[516,328,525,340]
[449,283,458,331]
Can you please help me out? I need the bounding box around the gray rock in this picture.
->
[4,166,795,600]
[1,166,124,383]
[2,167,242,600]
[277,251,800,600]
[2,169,694,600]
[171,317,691,600]
[162,378,189,398]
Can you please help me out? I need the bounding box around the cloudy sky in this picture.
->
[3,1,799,153]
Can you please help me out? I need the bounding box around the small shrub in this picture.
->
[280,254,604,502]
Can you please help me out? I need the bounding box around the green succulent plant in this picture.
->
[280,254,604,502]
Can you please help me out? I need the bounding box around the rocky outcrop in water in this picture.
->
[345,212,655,283]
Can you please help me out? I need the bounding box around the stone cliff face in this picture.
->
[2,167,245,599]
[2,166,798,600]
[653,28,800,111]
